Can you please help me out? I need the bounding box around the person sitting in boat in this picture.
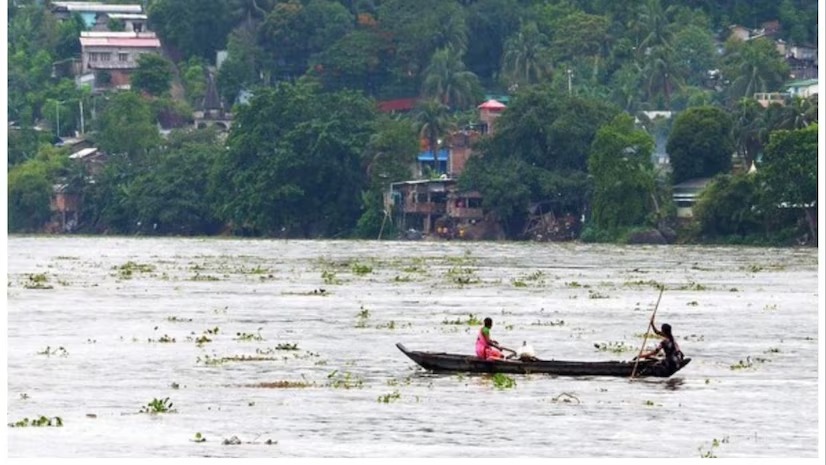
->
[475,317,504,360]
[638,322,684,371]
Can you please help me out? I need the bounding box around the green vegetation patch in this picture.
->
[114,261,156,279]
[491,373,516,390]
[593,341,635,354]
[8,415,63,427]
[442,314,482,326]
[139,397,175,414]
[326,370,364,389]
[24,273,54,289]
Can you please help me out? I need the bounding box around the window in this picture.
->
[89,53,99,62]
[118,53,129,62]
[100,53,111,62]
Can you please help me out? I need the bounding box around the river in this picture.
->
[5,236,821,458]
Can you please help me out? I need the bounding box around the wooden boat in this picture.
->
[396,343,690,378]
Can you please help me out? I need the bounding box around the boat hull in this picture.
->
[396,343,690,378]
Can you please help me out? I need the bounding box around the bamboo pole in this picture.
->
[630,286,664,380]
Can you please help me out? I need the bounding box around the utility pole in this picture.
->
[55,101,60,138]
[79,99,85,135]
[567,69,573,95]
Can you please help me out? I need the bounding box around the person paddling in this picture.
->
[475,317,505,360]
[638,321,684,372]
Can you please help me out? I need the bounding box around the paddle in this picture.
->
[630,285,664,379]
[498,345,517,359]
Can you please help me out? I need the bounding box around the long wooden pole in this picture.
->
[630,286,664,379]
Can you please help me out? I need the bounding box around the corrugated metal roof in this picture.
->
[417,149,449,161]
[69,147,98,159]
[52,2,143,13]
[80,37,161,48]
[107,13,148,20]
[81,31,157,38]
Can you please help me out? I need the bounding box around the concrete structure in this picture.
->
[51,2,143,28]
[79,31,162,89]
[477,99,506,134]
[672,178,712,218]
[785,79,818,99]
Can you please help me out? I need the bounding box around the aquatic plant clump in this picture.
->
[8,415,64,427]
[139,397,174,414]
[491,373,516,389]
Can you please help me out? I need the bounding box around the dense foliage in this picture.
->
[5,0,820,245]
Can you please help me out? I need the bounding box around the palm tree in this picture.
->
[731,97,765,168]
[501,22,552,88]
[412,98,452,175]
[725,38,789,101]
[422,48,481,110]
[641,45,683,108]
[229,0,271,27]
[634,0,675,54]
[629,0,684,108]
[433,11,468,54]
[777,95,817,129]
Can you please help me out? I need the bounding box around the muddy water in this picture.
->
[5,237,820,457]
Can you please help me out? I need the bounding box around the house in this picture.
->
[79,31,162,89]
[761,20,781,37]
[385,179,483,236]
[93,13,149,33]
[785,44,818,80]
[785,79,818,99]
[672,178,712,218]
[50,2,144,28]
[754,92,788,108]
[728,25,752,41]
[69,147,107,176]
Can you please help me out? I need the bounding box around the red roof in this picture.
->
[477,99,506,110]
[377,98,417,113]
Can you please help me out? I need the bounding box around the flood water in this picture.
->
[5,236,821,458]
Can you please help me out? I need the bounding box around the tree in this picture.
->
[731,97,766,169]
[549,11,609,79]
[464,0,524,83]
[356,117,420,237]
[8,146,70,232]
[229,0,273,27]
[148,0,232,61]
[722,37,789,101]
[411,98,452,172]
[8,159,56,232]
[500,22,552,88]
[131,53,173,96]
[126,128,226,235]
[97,92,161,159]
[210,81,377,236]
[259,0,353,80]
[692,174,763,239]
[758,125,818,241]
[666,106,734,184]
[309,28,392,94]
[460,86,619,236]
[217,22,263,105]
[587,113,656,232]
[376,0,466,81]
[421,48,482,110]
[672,24,717,86]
